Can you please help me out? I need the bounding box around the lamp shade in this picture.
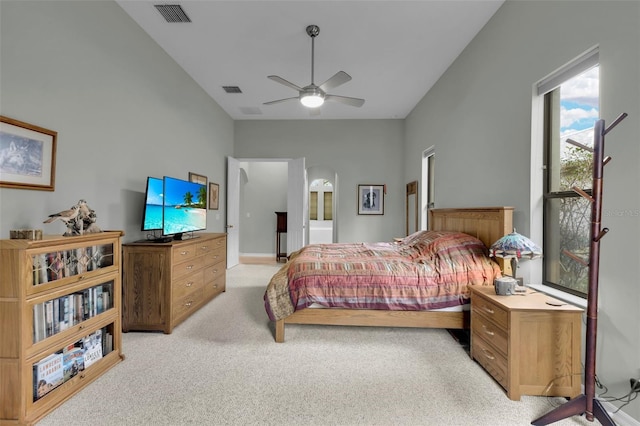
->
[489,230,542,260]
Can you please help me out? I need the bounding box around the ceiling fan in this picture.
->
[264,25,365,109]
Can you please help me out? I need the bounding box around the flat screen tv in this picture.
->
[162,176,207,240]
[141,176,163,232]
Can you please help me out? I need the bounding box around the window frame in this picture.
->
[540,60,599,298]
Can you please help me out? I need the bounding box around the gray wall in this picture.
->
[405,1,640,420]
[239,161,287,254]
[234,119,405,243]
[0,1,234,242]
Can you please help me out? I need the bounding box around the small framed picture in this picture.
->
[209,182,219,210]
[188,172,207,186]
[0,116,57,191]
[358,184,384,215]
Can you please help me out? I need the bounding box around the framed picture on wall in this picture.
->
[0,116,57,191]
[188,172,207,186]
[209,182,219,210]
[357,184,384,215]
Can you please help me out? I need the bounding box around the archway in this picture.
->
[306,166,338,244]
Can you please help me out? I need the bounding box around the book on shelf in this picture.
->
[33,303,46,343]
[62,344,85,382]
[44,300,54,338]
[34,352,64,401]
[82,328,103,369]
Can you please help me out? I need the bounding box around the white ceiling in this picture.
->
[116,1,504,120]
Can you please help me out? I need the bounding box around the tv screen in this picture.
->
[141,177,163,232]
[162,176,207,239]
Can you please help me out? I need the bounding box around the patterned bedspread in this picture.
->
[264,231,501,321]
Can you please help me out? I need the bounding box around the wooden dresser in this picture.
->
[122,233,226,334]
[470,285,583,401]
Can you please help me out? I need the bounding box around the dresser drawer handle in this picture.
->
[482,325,495,336]
[213,269,218,273]
[186,265,193,270]
[180,250,190,256]
[186,281,193,287]
[200,246,208,250]
[213,255,218,259]
[482,306,495,314]
[185,301,193,307]
[481,348,496,360]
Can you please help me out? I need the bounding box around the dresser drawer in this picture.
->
[472,296,508,330]
[173,270,204,300]
[204,246,225,265]
[204,265,225,299]
[172,242,197,262]
[472,332,508,389]
[196,237,225,256]
[472,311,508,356]
[172,288,203,320]
[173,255,205,279]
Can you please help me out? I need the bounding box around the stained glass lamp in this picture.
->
[489,229,542,279]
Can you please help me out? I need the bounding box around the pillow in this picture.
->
[411,231,488,258]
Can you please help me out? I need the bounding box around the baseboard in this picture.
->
[591,384,640,426]
[239,253,278,264]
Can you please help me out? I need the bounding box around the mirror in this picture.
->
[406,181,418,236]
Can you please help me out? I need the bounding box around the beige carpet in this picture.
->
[39,264,599,425]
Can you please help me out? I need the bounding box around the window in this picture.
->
[541,55,599,297]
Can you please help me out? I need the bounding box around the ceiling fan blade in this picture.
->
[325,94,365,107]
[318,71,351,92]
[267,75,303,92]
[263,97,298,106]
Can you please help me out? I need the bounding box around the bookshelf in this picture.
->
[0,231,124,425]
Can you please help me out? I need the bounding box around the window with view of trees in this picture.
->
[543,65,599,297]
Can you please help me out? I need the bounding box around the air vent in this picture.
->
[223,86,243,94]
[155,4,191,23]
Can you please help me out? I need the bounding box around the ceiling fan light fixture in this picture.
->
[299,86,325,108]
[300,93,324,108]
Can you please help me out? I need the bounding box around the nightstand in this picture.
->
[470,285,583,401]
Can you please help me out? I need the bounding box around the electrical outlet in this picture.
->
[630,378,640,393]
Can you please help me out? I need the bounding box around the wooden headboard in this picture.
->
[429,207,514,275]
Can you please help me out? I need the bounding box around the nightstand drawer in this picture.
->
[471,312,508,356]
[472,332,508,389]
[472,296,508,330]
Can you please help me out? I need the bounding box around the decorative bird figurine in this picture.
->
[43,205,80,225]
[76,199,94,220]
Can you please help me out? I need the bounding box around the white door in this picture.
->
[422,147,435,230]
[287,158,307,254]
[226,157,240,268]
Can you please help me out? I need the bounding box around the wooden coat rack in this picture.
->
[532,112,627,426]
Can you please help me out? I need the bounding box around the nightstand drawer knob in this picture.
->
[481,348,496,360]
[482,306,495,314]
[482,325,495,336]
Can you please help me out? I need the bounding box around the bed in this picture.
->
[264,206,513,342]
